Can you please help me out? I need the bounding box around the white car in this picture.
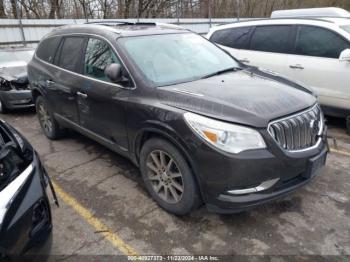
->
[207,9,350,133]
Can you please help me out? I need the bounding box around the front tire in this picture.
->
[36,96,64,140]
[140,138,201,215]
[347,116,350,135]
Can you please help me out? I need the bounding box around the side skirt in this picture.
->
[54,114,131,160]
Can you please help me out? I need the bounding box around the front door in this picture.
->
[77,37,133,151]
[287,25,350,111]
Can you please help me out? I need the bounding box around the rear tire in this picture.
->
[140,138,201,215]
[346,116,350,135]
[36,96,64,140]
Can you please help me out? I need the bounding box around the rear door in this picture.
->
[77,37,133,151]
[211,25,296,78]
[287,25,350,110]
[50,36,86,123]
[242,25,296,77]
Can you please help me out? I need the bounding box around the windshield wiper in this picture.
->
[200,67,241,79]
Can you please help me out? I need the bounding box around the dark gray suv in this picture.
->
[28,22,328,215]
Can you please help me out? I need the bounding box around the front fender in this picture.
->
[132,120,207,202]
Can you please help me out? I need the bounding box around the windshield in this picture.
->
[0,50,34,64]
[118,33,240,86]
[341,24,350,34]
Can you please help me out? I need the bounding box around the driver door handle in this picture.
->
[289,64,304,70]
[77,91,88,99]
[46,80,55,85]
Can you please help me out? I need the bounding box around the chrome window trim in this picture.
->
[267,103,324,153]
[34,33,137,90]
[0,163,34,224]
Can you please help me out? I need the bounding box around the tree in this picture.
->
[0,0,6,18]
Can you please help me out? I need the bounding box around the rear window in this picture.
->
[36,36,61,63]
[250,25,294,53]
[57,37,85,72]
[210,27,252,49]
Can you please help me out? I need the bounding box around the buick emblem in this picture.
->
[310,119,319,136]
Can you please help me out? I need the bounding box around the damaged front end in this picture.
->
[0,66,33,110]
[0,120,57,258]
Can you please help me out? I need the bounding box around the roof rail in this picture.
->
[85,21,156,26]
[233,17,337,24]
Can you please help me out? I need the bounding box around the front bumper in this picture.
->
[187,128,328,214]
[0,152,53,257]
[0,90,34,109]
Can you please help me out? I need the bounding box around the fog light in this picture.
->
[227,178,280,195]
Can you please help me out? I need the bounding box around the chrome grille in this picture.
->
[268,105,323,151]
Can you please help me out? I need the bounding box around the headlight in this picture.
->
[184,112,266,154]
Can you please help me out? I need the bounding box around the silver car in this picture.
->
[0,47,35,113]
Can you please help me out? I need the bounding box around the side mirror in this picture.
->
[105,63,122,83]
[339,49,350,62]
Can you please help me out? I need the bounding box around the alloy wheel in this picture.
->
[37,102,53,134]
[146,150,184,204]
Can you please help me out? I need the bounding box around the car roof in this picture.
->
[271,7,350,19]
[48,22,190,38]
[209,17,350,31]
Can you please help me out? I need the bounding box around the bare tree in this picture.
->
[1,0,349,19]
[0,0,6,18]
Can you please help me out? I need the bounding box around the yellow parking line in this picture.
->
[329,148,350,157]
[52,181,139,256]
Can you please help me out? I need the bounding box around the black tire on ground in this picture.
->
[35,96,64,140]
[0,99,7,114]
[346,116,350,135]
[140,138,201,215]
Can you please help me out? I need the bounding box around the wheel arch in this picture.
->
[134,124,206,203]
[31,88,43,104]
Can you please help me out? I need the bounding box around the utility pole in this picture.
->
[176,0,181,25]
[16,1,26,46]
[208,0,212,28]
[236,0,240,22]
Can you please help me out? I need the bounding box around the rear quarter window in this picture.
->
[36,36,61,63]
[210,27,252,49]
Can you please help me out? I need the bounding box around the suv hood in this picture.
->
[157,69,316,128]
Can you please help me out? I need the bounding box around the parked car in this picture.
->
[0,47,35,113]
[28,22,327,215]
[207,9,350,133]
[0,119,56,258]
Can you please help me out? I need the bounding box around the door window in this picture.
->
[296,26,349,59]
[84,38,121,82]
[250,25,293,53]
[210,27,252,49]
[36,36,61,64]
[57,37,85,72]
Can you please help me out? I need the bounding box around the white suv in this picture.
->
[207,13,350,133]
